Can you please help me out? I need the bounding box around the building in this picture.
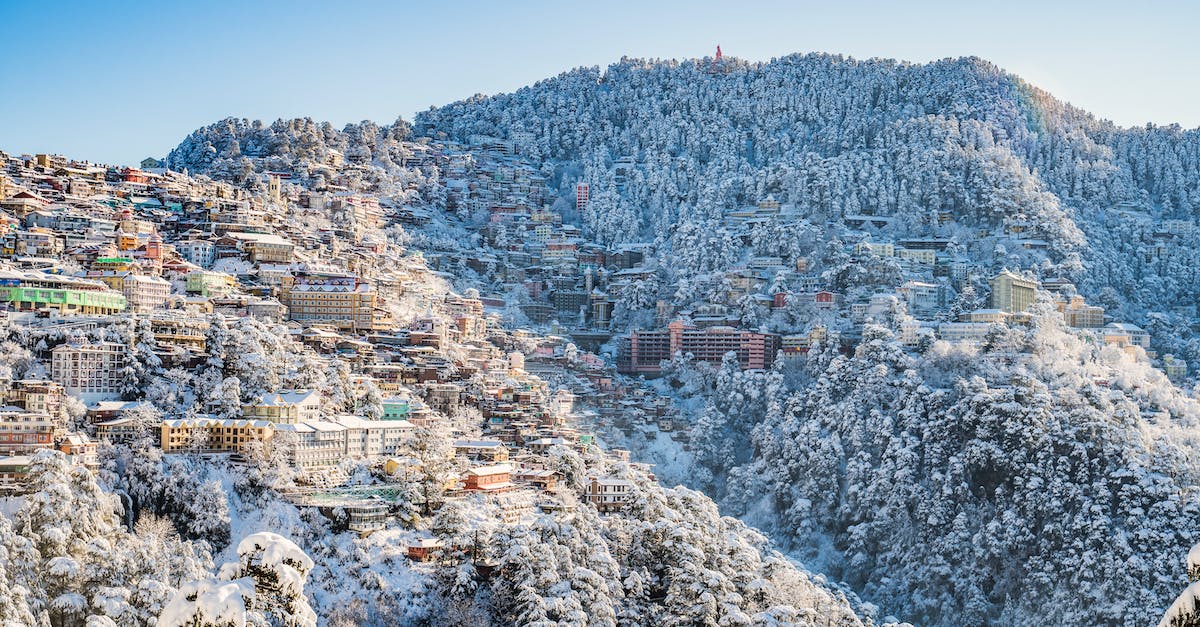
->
[895,247,937,266]
[186,270,235,297]
[937,322,992,343]
[381,397,412,420]
[617,320,781,375]
[989,270,1039,313]
[281,272,384,331]
[177,239,217,268]
[780,327,828,355]
[0,410,57,455]
[1060,295,1105,329]
[95,417,144,444]
[585,476,634,512]
[1102,323,1151,351]
[160,417,276,454]
[575,183,589,210]
[224,232,295,263]
[896,281,940,317]
[0,456,33,493]
[122,273,170,312]
[406,537,445,562]
[242,390,322,424]
[50,341,126,402]
[1163,354,1188,382]
[454,440,510,463]
[346,501,388,534]
[463,464,515,492]
[6,379,65,420]
[0,270,126,315]
[57,433,98,471]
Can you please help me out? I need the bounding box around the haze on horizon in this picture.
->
[1,0,1196,166]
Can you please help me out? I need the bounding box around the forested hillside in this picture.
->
[416,54,1200,331]
[165,52,1200,625]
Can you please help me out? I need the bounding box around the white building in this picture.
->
[123,274,171,312]
[897,281,940,317]
[1103,322,1150,349]
[50,342,126,402]
[585,476,634,513]
[275,416,415,470]
[177,239,216,268]
[937,322,992,343]
[242,389,323,424]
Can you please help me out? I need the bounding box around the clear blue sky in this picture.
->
[1,0,1196,166]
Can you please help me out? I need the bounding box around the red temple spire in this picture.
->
[715,45,722,61]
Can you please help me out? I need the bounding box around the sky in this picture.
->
[1,0,1197,166]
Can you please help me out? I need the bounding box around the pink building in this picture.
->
[617,320,780,375]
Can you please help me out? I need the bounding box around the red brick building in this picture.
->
[617,320,781,375]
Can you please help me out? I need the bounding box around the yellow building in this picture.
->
[281,273,386,331]
[1060,295,1105,328]
[989,270,1039,313]
[160,418,275,454]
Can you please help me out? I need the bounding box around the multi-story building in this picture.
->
[281,272,385,331]
[1102,323,1151,350]
[224,232,295,263]
[122,273,170,312]
[270,416,415,469]
[0,410,57,455]
[95,417,144,444]
[780,326,828,355]
[989,270,1039,313]
[185,270,235,297]
[177,239,217,268]
[6,380,65,422]
[937,322,993,343]
[0,270,125,315]
[1163,354,1188,382]
[1060,295,1105,329]
[585,476,634,512]
[242,390,322,424]
[50,341,126,402]
[617,320,781,375]
[160,417,276,454]
[463,464,515,492]
[896,280,941,317]
[148,315,209,352]
[895,247,937,266]
[575,183,589,210]
[58,433,98,471]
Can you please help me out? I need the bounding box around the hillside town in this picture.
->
[0,138,1184,516]
[0,119,1196,625]
[0,147,668,542]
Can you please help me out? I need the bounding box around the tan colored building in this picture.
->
[160,418,276,454]
[989,270,1039,313]
[1060,295,1105,328]
[225,232,294,263]
[281,273,386,331]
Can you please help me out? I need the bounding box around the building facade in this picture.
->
[989,270,1039,313]
[50,342,126,401]
[617,320,781,375]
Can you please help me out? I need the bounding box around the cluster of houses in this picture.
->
[0,149,647,530]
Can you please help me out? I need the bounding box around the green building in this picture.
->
[0,270,126,315]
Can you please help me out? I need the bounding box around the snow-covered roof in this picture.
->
[466,463,512,476]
